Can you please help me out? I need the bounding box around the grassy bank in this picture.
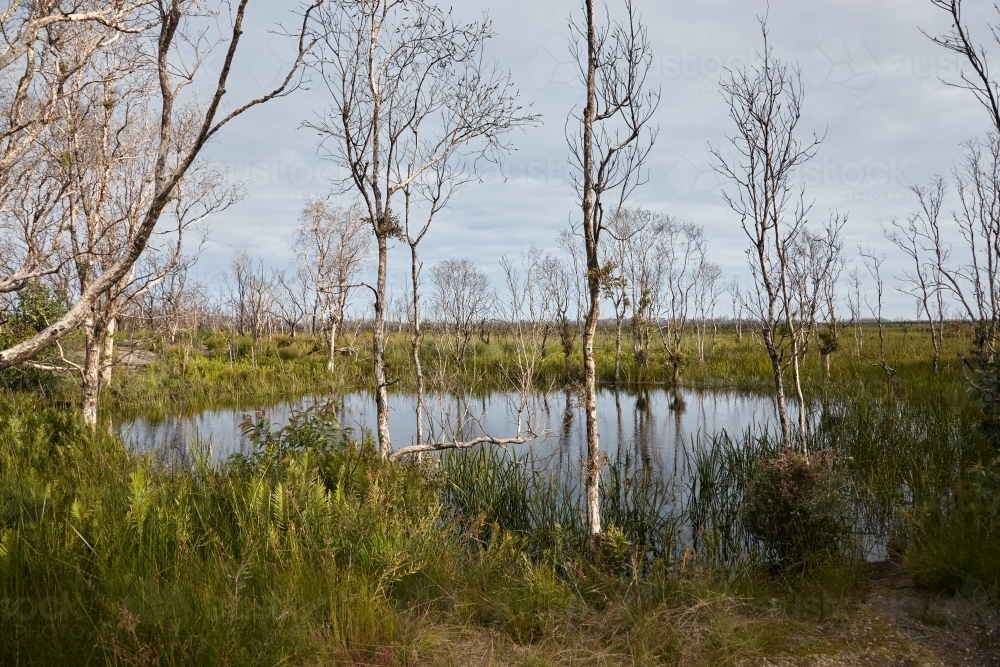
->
[1,322,998,663]
[1,397,885,666]
[1,321,974,418]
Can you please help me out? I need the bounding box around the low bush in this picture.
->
[744,450,851,570]
[907,456,1000,598]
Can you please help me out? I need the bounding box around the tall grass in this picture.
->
[2,321,998,662]
[2,394,884,665]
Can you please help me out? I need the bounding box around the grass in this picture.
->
[0,395,879,666]
[1,320,998,663]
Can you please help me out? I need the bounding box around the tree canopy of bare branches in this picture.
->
[429,259,494,362]
[295,200,370,372]
[713,21,845,453]
[924,1,1000,368]
[307,0,537,458]
[569,0,659,545]
[0,1,323,379]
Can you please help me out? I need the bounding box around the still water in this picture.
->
[115,387,793,470]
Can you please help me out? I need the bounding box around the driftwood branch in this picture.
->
[389,434,535,462]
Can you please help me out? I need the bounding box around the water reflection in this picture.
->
[116,387,791,471]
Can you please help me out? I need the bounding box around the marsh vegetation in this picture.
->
[2,0,1000,665]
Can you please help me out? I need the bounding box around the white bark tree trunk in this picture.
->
[81,316,102,429]
[100,316,116,388]
[373,233,392,457]
[581,0,602,548]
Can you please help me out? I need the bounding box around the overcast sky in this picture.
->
[191,0,994,318]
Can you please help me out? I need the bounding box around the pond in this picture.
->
[116,389,888,559]
[115,387,796,473]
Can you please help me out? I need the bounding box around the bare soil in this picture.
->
[761,562,1000,667]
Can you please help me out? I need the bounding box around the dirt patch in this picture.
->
[859,562,1000,667]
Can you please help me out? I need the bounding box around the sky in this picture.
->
[189,0,995,318]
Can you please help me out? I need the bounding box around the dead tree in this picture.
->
[568,0,659,545]
[0,0,323,372]
[602,210,633,384]
[926,1,1000,367]
[816,247,847,378]
[727,277,744,342]
[655,218,703,385]
[539,253,575,377]
[786,217,846,432]
[860,248,896,381]
[134,255,206,347]
[847,267,865,359]
[885,177,948,373]
[712,21,824,453]
[28,25,237,426]
[401,161,474,448]
[429,259,494,362]
[273,266,313,337]
[307,0,535,458]
[0,3,155,289]
[552,223,588,377]
[225,248,275,344]
[389,254,548,460]
[607,207,666,373]
[294,200,370,372]
[692,254,722,364]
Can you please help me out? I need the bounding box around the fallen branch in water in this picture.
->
[389,434,535,462]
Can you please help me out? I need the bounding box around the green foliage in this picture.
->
[0,398,441,664]
[0,283,68,393]
[1,393,878,665]
[3,320,999,663]
[973,362,1000,452]
[906,455,1000,599]
[744,450,850,570]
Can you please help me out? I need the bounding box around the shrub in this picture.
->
[907,456,1000,597]
[277,346,300,361]
[744,450,850,570]
[974,363,1000,453]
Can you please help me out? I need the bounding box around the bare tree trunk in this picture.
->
[100,316,116,388]
[326,319,339,374]
[374,234,392,457]
[583,287,602,546]
[410,243,425,448]
[581,0,602,547]
[790,339,809,456]
[932,289,944,373]
[614,315,623,383]
[770,348,792,449]
[81,316,102,429]
[0,2,320,371]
